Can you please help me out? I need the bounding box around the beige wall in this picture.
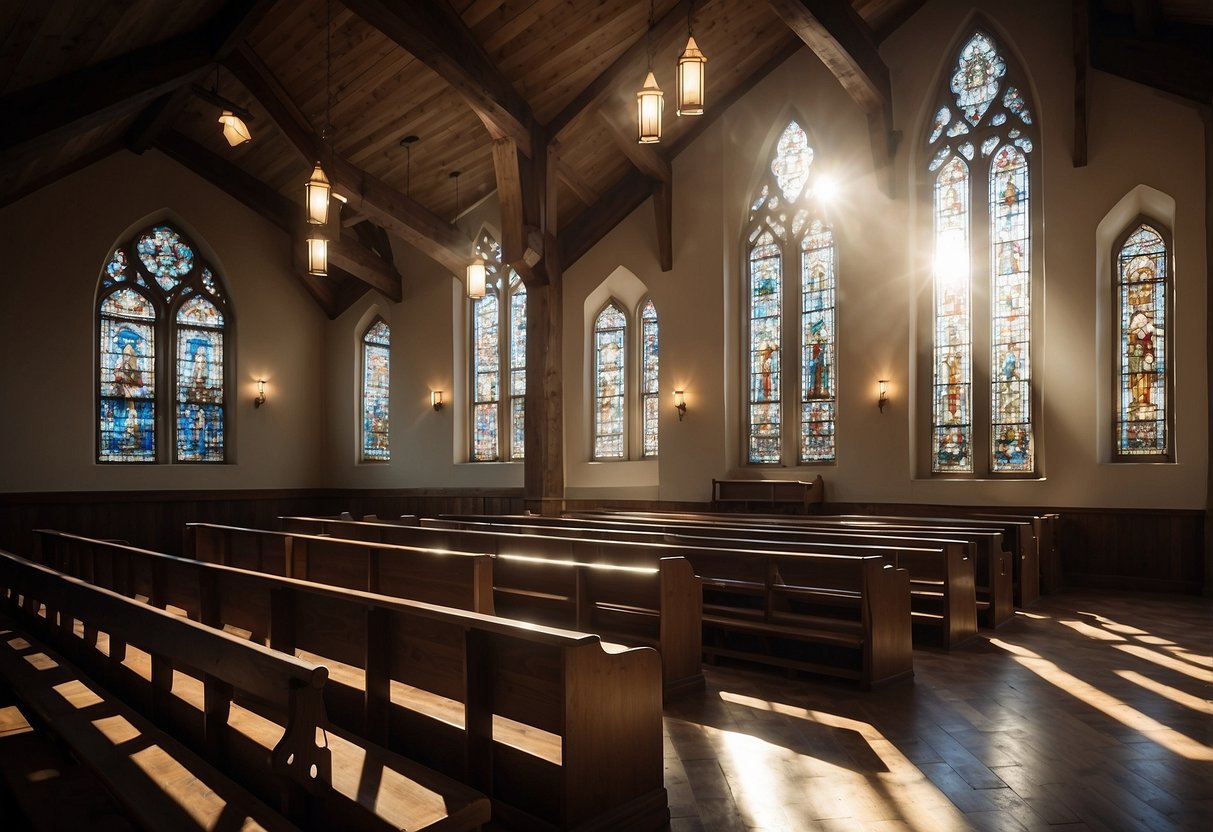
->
[2,0,1206,511]
[0,150,328,492]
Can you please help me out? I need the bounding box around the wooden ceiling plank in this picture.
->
[227,41,471,273]
[343,0,535,156]
[766,0,895,195]
[555,154,599,206]
[598,110,672,184]
[330,232,403,301]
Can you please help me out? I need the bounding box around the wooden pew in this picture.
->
[185,523,495,614]
[33,530,669,832]
[0,548,490,832]
[428,516,982,648]
[282,517,915,687]
[712,475,824,512]
[219,521,703,697]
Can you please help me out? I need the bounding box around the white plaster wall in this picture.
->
[0,150,328,492]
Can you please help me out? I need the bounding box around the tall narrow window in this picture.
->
[593,302,626,459]
[97,223,231,463]
[361,318,391,461]
[744,119,838,465]
[1114,221,1171,458]
[468,230,526,461]
[925,28,1038,475]
[640,299,660,457]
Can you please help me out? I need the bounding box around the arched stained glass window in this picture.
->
[744,118,838,465]
[593,302,627,460]
[1114,221,1171,458]
[361,318,390,461]
[469,230,526,461]
[97,223,231,463]
[640,299,660,458]
[925,27,1038,475]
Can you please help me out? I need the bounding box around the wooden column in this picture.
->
[1204,105,1212,596]
[524,275,564,513]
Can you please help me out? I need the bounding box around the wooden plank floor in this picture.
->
[663,590,1212,832]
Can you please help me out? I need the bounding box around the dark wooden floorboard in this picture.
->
[663,590,1212,831]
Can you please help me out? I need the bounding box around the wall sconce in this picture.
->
[673,390,687,421]
[431,390,444,411]
[254,379,267,408]
[878,379,889,413]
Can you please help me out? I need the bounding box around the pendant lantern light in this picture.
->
[466,258,487,299]
[305,0,335,275]
[306,237,328,276]
[305,162,331,226]
[636,0,663,144]
[219,110,253,146]
[676,3,707,119]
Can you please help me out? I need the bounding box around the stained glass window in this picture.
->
[593,303,627,459]
[1115,222,1169,457]
[744,117,838,466]
[468,230,526,461]
[640,299,659,458]
[361,318,391,462]
[98,223,230,463]
[926,28,1037,475]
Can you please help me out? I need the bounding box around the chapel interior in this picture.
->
[0,1,1210,830]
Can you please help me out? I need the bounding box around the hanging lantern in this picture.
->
[218,110,252,146]
[466,258,487,299]
[307,236,328,276]
[636,71,664,144]
[676,36,706,116]
[305,162,331,225]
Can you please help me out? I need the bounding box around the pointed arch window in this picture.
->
[361,318,391,461]
[925,28,1039,475]
[744,119,838,465]
[97,223,231,463]
[593,302,627,460]
[469,230,526,461]
[640,298,660,458]
[1114,220,1172,459]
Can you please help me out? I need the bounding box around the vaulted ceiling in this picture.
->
[2,0,1209,317]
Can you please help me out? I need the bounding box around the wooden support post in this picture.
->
[524,275,564,512]
[653,179,673,272]
[1204,105,1213,597]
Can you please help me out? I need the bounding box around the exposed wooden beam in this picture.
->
[127,0,280,154]
[1073,0,1089,168]
[652,179,673,272]
[767,0,896,195]
[1088,13,1213,104]
[599,111,672,184]
[555,155,599,207]
[157,129,401,305]
[492,136,527,266]
[872,0,929,44]
[1203,105,1213,597]
[342,0,534,156]
[227,43,471,274]
[547,0,692,142]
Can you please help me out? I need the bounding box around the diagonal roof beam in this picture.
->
[767,0,897,195]
[227,42,471,275]
[127,0,281,154]
[342,0,535,157]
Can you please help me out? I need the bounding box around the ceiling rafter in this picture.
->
[767,0,897,196]
[226,42,471,275]
[342,0,535,157]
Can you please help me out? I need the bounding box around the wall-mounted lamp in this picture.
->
[673,390,687,421]
[878,379,889,413]
[431,390,444,411]
[254,379,267,408]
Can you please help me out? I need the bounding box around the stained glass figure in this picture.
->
[640,299,659,458]
[1115,223,1168,456]
[593,303,627,459]
[749,230,782,463]
[947,120,970,137]
[771,121,814,203]
[472,293,500,461]
[989,146,1033,471]
[106,248,127,284]
[932,157,973,472]
[175,298,225,463]
[360,319,391,462]
[99,288,157,462]
[137,225,194,291]
[800,221,836,463]
[928,107,950,143]
[509,284,527,460]
[950,32,1006,125]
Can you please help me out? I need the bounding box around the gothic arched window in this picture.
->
[744,119,838,465]
[640,298,660,458]
[97,223,231,463]
[1113,220,1172,459]
[926,28,1039,474]
[361,318,390,461]
[469,230,526,461]
[593,301,627,460]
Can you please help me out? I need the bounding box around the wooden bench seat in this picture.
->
[33,530,669,832]
[711,476,824,512]
[0,549,491,832]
